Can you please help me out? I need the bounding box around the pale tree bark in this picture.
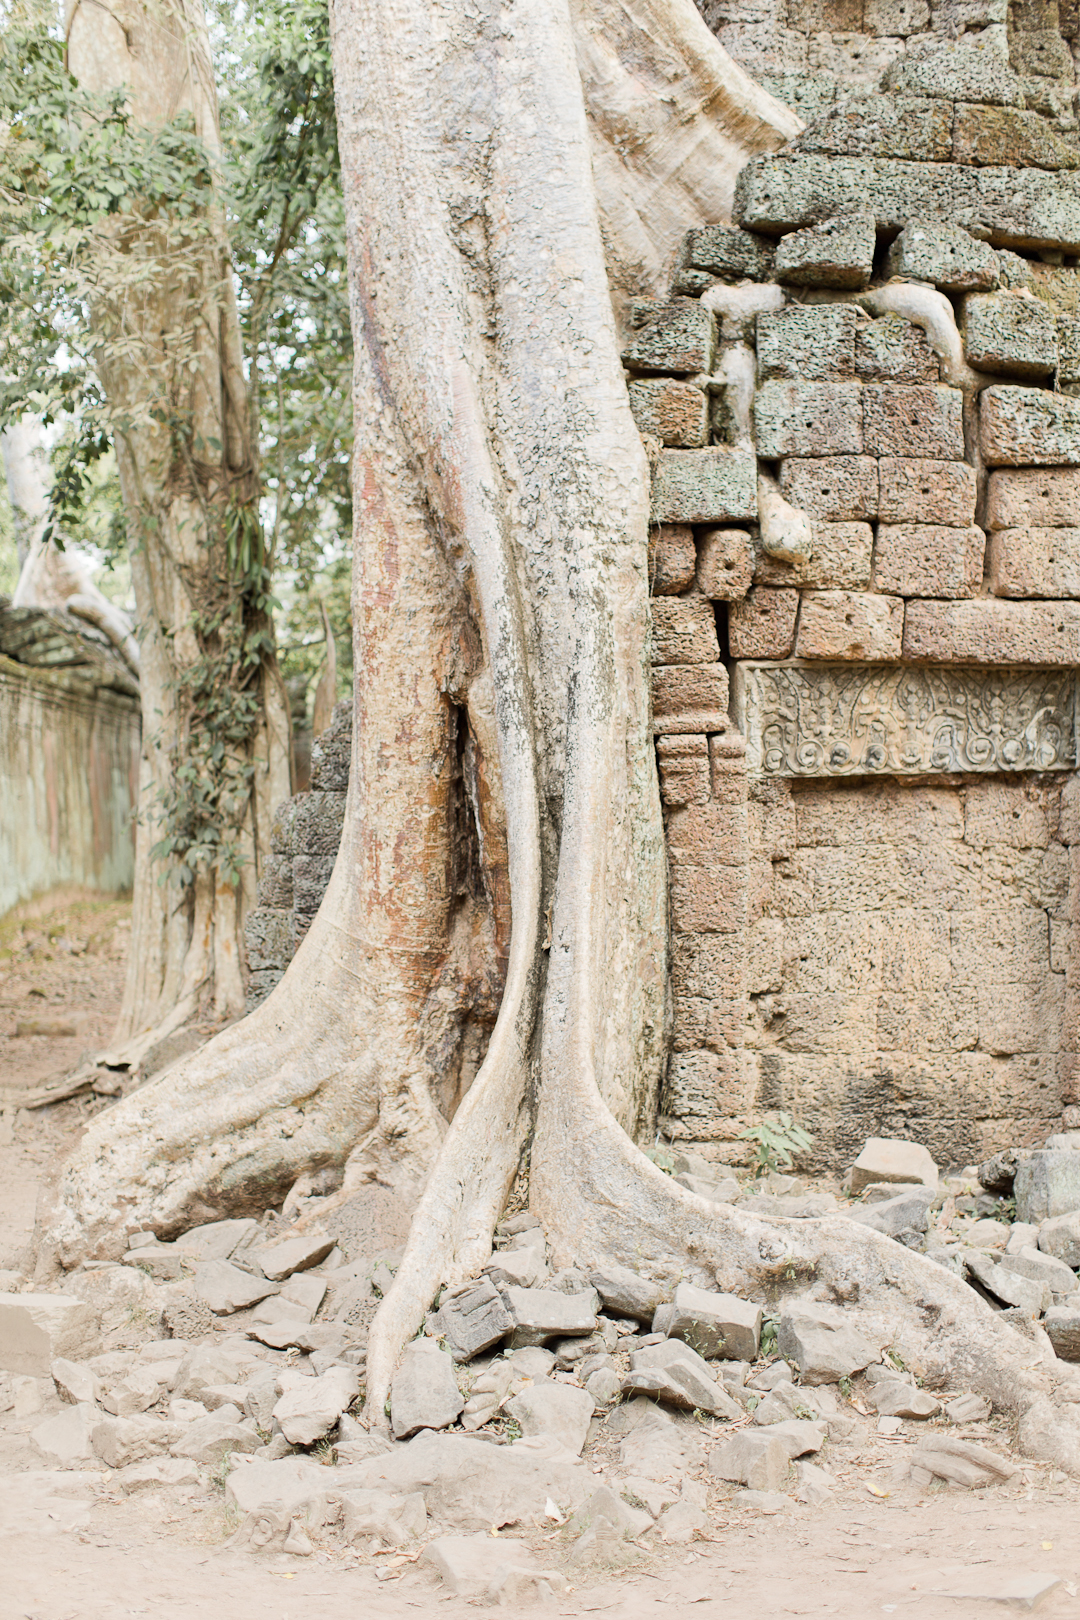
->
[47,0,1080,1472]
[66,0,292,1063]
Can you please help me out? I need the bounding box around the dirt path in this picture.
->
[2,899,1080,1619]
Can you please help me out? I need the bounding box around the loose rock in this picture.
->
[657,1282,762,1360]
[248,1232,335,1282]
[0,1293,94,1376]
[273,1366,359,1446]
[428,1276,514,1362]
[850,1137,937,1194]
[709,1429,790,1491]
[589,1263,666,1324]
[506,1383,594,1454]
[778,1298,880,1384]
[391,1337,464,1440]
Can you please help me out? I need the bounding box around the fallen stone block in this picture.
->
[51,1357,101,1406]
[248,1233,335,1282]
[483,1248,545,1289]
[339,1486,427,1547]
[708,1429,789,1491]
[845,1185,935,1240]
[999,1246,1076,1297]
[1044,1305,1080,1360]
[171,1415,261,1465]
[925,1574,1061,1609]
[0,1294,95,1376]
[32,1402,99,1466]
[850,1137,939,1194]
[273,1366,359,1446]
[502,1285,599,1348]
[123,1246,185,1283]
[422,1533,565,1603]
[626,1340,741,1418]
[193,1260,279,1316]
[867,1381,940,1418]
[778,1299,880,1384]
[1038,1212,1080,1269]
[225,1455,331,1518]
[169,1344,245,1401]
[589,1263,665,1324]
[101,1365,166,1417]
[567,1484,653,1541]
[1015,1151,1080,1224]
[391,1337,464,1440]
[247,1319,345,1354]
[966,1250,1049,1315]
[507,1383,595,1454]
[946,1393,992,1423]
[658,1282,762,1361]
[174,1219,260,1264]
[114,1457,203,1492]
[92,1415,178,1470]
[766,1418,827,1457]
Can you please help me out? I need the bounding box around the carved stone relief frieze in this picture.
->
[731,661,1078,778]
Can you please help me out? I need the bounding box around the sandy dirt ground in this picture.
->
[2,898,1080,1620]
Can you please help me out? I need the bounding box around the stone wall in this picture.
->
[0,605,140,917]
[633,37,1080,1170]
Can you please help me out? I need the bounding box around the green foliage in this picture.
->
[739,1111,814,1178]
[0,476,16,594]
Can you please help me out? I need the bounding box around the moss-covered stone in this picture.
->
[795,92,951,161]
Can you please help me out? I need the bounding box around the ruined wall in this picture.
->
[0,653,139,916]
[633,36,1080,1171]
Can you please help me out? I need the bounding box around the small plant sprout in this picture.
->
[739,1112,814,1177]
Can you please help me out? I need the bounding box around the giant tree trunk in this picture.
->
[66,0,292,1061]
[48,0,1080,1471]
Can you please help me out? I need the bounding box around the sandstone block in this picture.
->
[878,458,977,525]
[755,304,857,381]
[986,467,1080,528]
[903,598,1080,664]
[629,379,707,448]
[754,380,863,459]
[868,1381,940,1418]
[779,456,878,521]
[0,1295,94,1377]
[851,1136,936,1192]
[622,298,715,375]
[250,1232,335,1281]
[677,224,774,285]
[649,525,696,595]
[391,1339,464,1439]
[708,1429,789,1491]
[193,1260,278,1315]
[651,596,719,665]
[32,1402,99,1466]
[655,735,710,807]
[845,1185,935,1237]
[1014,1150,1080,1223]
[881,42,1024,104]
[778,1298,880,1383]
[1038,1212,1080,1269]
[981,386,1080,466]
[502,1286,599,1347]
[697,528,753,600]
[589,1264,665,1324]
[989,527,1080,598]
[274,1366,359,1445]
[775,211,875,289]
[855,313,939,383]
[872,524,984,598]
[999,1245,1076,1296]
[507,1383,594,1454]
[651,449,757,524]
[756,522,873,591]
[1045,1305,1080,1360]
[734,154,1080,255]
[953,103,1080,171]
[795,590,903,660]
[963,292,1058,379]
[652,663,729,732]
[659,1282,761,1360]
[862,384,964,460]
[92,1415,176,1469]
[885,218,1000,291]
[728,588,799,659]
[171,1415,260,1465]
[665,802,748,866]
[669,864,746,935]
[428,1277,513,1363]
[795,91,948,161]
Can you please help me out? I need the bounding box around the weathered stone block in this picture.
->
[989,528,1080,598]
[0,1295,94,1376]
[256,853,294,910]
[981,387,1080,466]
[862,385,964,460]
[429,1278,513,1363]
[903,598,1080,664]
[1058,316,1080,388]
[855,314,939,384]
[871,524,985,598]
[734,154,1080,255]
[850,1136,937,1192]
[665,802,748,866]
[795,591,903,660]
[756,523,874,591]
[1038,1211,1080,1269]
[709,1429,789,1490]
[652,664,730,731]
[878,458,977,525]
[669,864,746,934]
[755,305,857,381]
[656,736,710,807]
[885,219,1000,291]
[963,292,1058,379]
[677,224,774,284]
[986,467,1080,529]
[794,92,949,160]
[779,456,878,522]
[728,588,799,659]
[292,791,346,855]
[244,907,294,972]
[293,854,335,916]
[754,381,863,458]
[391,1339,465,1440]
[866,0,930,30]
[697,528,753,600]
[622,299,715,375]
[664,1046,748,1120]
[628,379,707,448]
[309,700,352,791]
[1015,1150,1080,1223]
[651,597,719,666]
[1044,1305,1080,1360]
[778,1298,880,1384]
[650,449,757,524]
[661,1283,762,1360]
[774,211,875,290]
[881,42,1024,104]
[649,525,696,595]
[952,103,1080,171]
